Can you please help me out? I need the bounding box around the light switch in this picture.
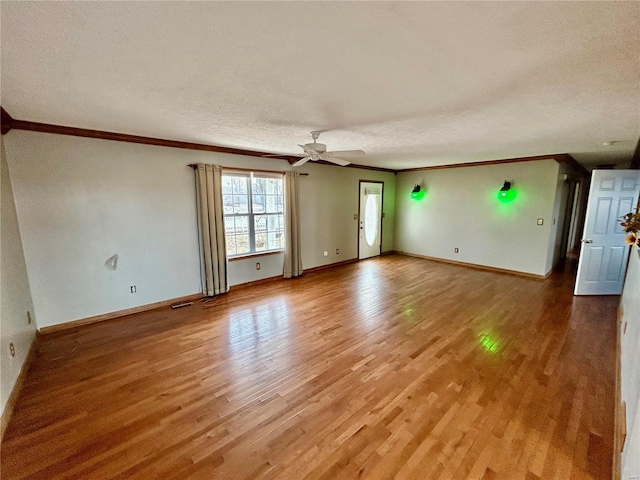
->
[537,218,544,225]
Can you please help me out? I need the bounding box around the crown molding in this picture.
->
[397,153,588,176]
[1,107,14,135]
[1,107,590,176]
[0,108,396,174]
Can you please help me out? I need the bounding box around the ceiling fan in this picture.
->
[291,131,365,167]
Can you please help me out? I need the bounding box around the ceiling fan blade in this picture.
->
[325,149,366,157]
[292,156,311,167]
[319,154,350,166]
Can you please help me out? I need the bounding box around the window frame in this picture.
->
[222,171,285,259]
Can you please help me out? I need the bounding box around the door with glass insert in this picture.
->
[358,182,383,259]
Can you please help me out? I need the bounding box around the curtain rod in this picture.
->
[187,164,308,176]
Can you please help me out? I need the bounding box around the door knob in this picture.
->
[581,239,593,243]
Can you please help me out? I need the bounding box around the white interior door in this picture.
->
[574,170,640,295]
[359,182,383,260]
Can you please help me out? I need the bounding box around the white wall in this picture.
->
[3,130,395,329]
[394,159,560,276]
[1,138,37,417]
[621,246,640,479]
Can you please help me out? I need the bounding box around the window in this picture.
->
[364,194,379,247]
[222,172,284,257]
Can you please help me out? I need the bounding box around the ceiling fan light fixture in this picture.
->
[291,131,365,168]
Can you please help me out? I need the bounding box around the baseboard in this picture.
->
[37,253,544,335]
[230,257,375,289]
[304,258,359,275]
[39,293,203,335]
[395,251,548,280]
[231,254,398,287]
[231,275,284,290]
[37,257,371,334]
[1,335,37,443]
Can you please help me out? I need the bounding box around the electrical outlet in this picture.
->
[454,248,459,253]
[537,218,544,225]
[27,311,32,324]
[130,285,137,293]
[323,251,328,257]
[256,262,261,270]
[9,343,15,357]
[336,248,340,255]
[353,214,357,220]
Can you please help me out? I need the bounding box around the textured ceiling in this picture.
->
[1,2,639,170]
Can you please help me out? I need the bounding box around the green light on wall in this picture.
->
[411,184,425,200]
[497,181,516,203]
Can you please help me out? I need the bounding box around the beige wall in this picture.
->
[394,159,561,276]
[229,162,395,282]
[3,130,394,329]
[3,129,568,334]
[298,162,395,268]
[5,131,203,329]
[1,138,36,416]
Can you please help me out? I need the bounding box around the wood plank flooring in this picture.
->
[1,255,617,479]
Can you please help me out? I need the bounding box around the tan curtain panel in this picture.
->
[283,171,303,278]
[196,164,229,296]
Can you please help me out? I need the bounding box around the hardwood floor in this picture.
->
[1,255,617,479]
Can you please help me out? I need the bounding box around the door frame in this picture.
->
[557,177,579,265]
[357,180,385,260]
[565,180,582,256]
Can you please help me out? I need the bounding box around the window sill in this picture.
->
[228,250,284,262]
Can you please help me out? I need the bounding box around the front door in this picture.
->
[574,170,640,295]
[358,181,383,260]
